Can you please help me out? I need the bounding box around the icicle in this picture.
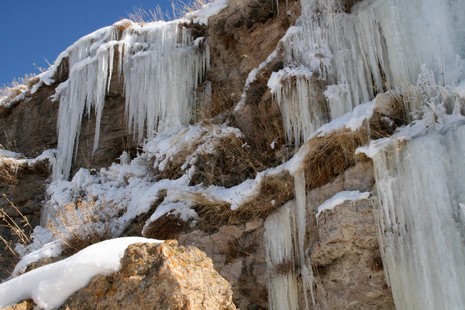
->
[52,27,118,180]
[372,126,465,309]
[123,22,209,142]
[269,67,329,145]
[294,170,315,308]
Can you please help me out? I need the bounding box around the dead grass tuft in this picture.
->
[303,130,370,190]
[143,213,191,240]
[114,19,133,32]
[226,230,259,262]
[189,134,266,188]
[272,261,295,275]
[190,193,233,232]
[0,194,32,259]
[0,158,23,185]
[0,157,51,185]
[236,171,295,221]
[47,199,114,256]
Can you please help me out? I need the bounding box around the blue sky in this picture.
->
[0,0,185,87]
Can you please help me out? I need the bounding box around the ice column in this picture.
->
[372,126,465,309]
[264,202,300,310]
[264,170,315,310]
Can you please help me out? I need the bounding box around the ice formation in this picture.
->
[51,18,210,180]
[264,171,315,310]
[264,201,300,310]
[268,0,465,145]
[371,125,465,309]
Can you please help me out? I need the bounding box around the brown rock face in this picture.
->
[307,161,395,309]
[1,300,34,310]
[179,222,268,309]
[62,241,236,310]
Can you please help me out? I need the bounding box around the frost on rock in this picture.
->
[51,18,210,180]
[370,124,465,309]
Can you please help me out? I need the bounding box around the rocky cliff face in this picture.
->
[1,0,464,308]
[0,1,393,308]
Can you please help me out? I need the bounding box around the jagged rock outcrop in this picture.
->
[61,241,235,310]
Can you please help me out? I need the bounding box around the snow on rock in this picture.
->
[186,0,229,26]
[0,237,161,310]
[12,240,63,277]
[315,190,371,219]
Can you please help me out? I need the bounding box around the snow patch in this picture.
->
[316,190,370,219]
[0,237,161,310]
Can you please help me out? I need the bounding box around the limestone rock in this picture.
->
[0,300,34,310]
[179,223,268,309]
[62,241,236,310]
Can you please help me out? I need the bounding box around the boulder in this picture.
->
[62,241,236,310]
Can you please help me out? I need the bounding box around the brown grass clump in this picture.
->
[114,19,133,32]
[189,134,266,188]
[0,158,23,185]
[190,193,233,232]
[47,200,114,256]
[142,213,191,240]
[303,130,370,190]
[226,230,259,262]
[0,157,51,185]
[236,171,295,220]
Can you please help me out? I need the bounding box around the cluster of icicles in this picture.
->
[52,20,209,180]
[270,0,465,145]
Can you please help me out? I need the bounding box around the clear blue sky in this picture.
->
[0,0,188,87]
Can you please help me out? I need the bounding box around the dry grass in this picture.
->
[0,194,32,259]
[226,230,259,262]
[143,213,191,240]
[0,156,51,185]
[47,199,114,256]
[128,0,214,23]
[236,171,295,220]
[190,193,233,232]
[189,134,267,188]
[303,130,370,190]
[0,74,40,107]
[0,158,23,185]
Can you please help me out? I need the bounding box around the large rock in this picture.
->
[62,241,236,310]
[179,222,268,309]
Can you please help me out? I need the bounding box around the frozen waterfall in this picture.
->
[372,125,465,309]
[272,0,465,145]
[52,20,209,180]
